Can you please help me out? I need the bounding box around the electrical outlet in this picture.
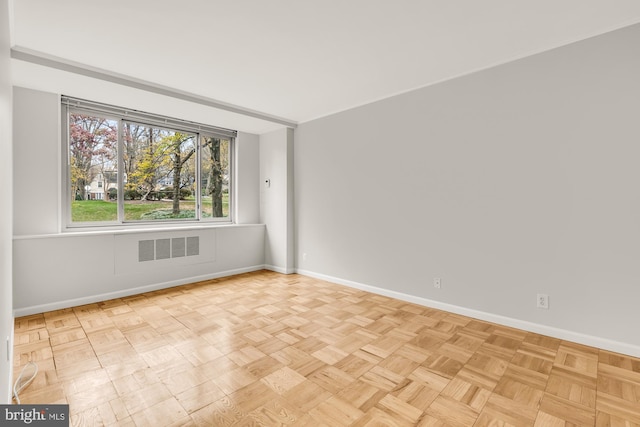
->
[433,278,441,289]
[302,253,307,261]
[537,294,549,309]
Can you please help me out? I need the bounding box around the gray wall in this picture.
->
[260,128,294,273]
[12,87,266,315]
[236,132,260,224]
[295,24,640,355]
[13,87,59,235]
[13,226,265,315]
[1,0,13,403]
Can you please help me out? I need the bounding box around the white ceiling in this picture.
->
[10,0,640,134]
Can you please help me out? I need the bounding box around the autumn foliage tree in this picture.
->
[126,128,196,215]
[127,127,160,200]
[123,122,148,193]
[69,114,117,200]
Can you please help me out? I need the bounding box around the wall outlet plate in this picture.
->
[433,278,441,289]
[537,294,549,309]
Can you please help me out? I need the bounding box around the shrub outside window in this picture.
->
[63,97,234,227]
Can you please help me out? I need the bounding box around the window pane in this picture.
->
[64,97,236,229]
[69,113,118,222]
[123,124,197,221]
[200,136,230,219]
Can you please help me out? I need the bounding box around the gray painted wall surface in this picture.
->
[260,128,294,273]
[13,225,265,314]
[236,132,260,224]
[295,24,640,349]
[1,0,14,403]
[13,87,59,235]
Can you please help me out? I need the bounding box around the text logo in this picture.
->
[1,405,68,426]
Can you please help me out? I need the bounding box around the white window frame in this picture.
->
[62,96,236,230]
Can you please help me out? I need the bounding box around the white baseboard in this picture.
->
[296,269,640,358]
[264,264,295,274]
[13,265,267,317]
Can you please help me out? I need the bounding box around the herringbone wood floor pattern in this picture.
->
[13,271,640,426]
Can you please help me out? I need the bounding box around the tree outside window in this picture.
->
[66,104,232,226]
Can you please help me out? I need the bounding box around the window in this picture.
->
[63,97,234,227]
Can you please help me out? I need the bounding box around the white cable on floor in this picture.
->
[12,361,38,404]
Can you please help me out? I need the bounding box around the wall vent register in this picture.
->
[138,237,200,262]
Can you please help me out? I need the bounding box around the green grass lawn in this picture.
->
[71,200,118,222]
[71,195,229,222]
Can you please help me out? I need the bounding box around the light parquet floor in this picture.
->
[12,270,640,426]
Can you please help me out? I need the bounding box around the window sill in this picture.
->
[13,223,265,240]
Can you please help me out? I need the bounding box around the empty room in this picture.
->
[2,1,640,425]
